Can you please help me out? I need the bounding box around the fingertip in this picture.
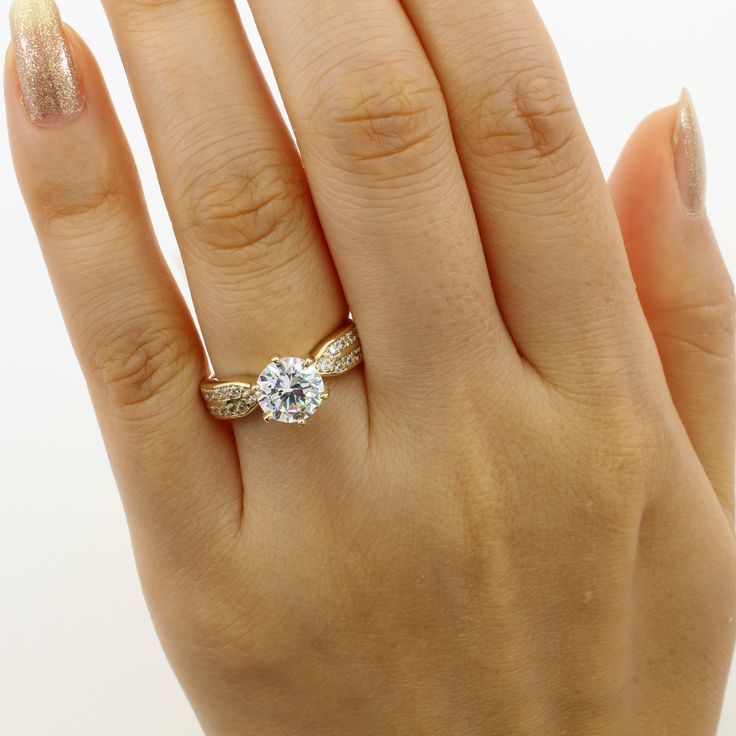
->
[609,96,730,311]
[6,16,136,247]
[609,103,681,235]
[7,0,87,127]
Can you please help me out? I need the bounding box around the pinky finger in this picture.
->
[5,1,244,555]
[609,92,735,519]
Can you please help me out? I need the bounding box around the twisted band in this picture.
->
[200,321,362,425]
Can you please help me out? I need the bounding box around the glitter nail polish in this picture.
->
[10,0,83,123]
[672,88,706,216]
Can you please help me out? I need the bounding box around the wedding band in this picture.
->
[200,321,362,425]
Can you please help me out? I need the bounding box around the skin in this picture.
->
[6,1,736,734]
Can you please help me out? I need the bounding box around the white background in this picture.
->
[0,0,734,733]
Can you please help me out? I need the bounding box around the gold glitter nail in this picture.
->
[672,88,706,216]
[10,0,83,123]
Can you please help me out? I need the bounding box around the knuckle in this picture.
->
[86,317,198,416]
[509,72,580,162]
[469,63,581,173]
[34,172,129,241]
[307,57,448,174]
[179,153,306,267]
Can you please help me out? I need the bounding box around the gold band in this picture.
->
[200,321,362,423]
[199,379,259,420]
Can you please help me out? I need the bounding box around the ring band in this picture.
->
[200,321,362,425]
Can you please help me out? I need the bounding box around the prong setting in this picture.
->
[257,356,325,425]
[201,322,360,426]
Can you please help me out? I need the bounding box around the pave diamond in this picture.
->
[316,356,334,373]
[257,357,325,424]
[313,323,362,377]
[200,381,259,419]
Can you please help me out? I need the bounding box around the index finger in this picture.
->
[6,2,244,550]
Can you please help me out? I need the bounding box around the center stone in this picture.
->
[257,357,325,424]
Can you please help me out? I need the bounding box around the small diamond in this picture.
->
[316,356,333,373]
[257,357,325,424]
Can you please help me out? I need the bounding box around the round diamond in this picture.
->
[257,357,325,424]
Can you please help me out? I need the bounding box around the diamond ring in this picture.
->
[200,321,362,425]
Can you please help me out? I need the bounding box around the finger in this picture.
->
[99,0,346,385]
[610,92,736,518]
[99,1,369,533]
[248,0,516,405]
[6,3,244,550]
[398,0,655,384]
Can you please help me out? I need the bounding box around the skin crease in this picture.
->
[5,1,736,734]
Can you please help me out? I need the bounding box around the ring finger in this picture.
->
[248,0,518,416]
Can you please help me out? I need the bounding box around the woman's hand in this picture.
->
[7,0,736,733]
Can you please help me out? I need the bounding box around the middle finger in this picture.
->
[249,0,517,407]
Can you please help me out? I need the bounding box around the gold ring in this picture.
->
[200,321,362,425]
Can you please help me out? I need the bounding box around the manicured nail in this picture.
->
[10,0,83,123]
[672,88,706,216]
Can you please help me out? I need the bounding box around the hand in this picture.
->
[7,0,735,733]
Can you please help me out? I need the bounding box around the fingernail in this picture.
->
[672,88,706,216]
[10,0,83,124]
